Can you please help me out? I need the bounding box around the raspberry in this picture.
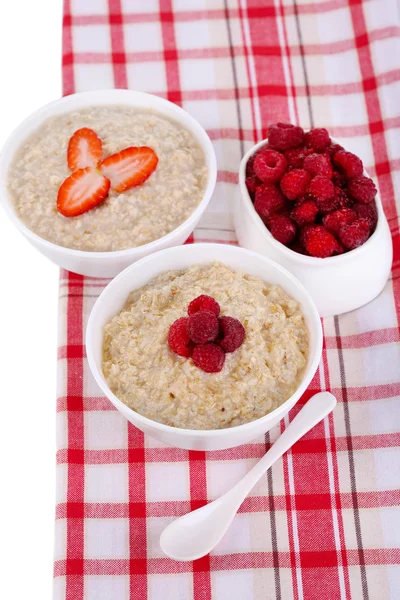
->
[269,213,296,245]
[253,148,287,183]
[335,186,353,208]
[308,176,335,202]
[192,343,225,373]
[333,150,363,179]
[254,183,286,221]
[285,146,313,168]
[187,310,219,344]
[304,128,331,152]
[353,202,378,230]
[291,200,318,226]
[323,208,357,236]
[308,176,338,213]
[188,295,220,317]
[246,155,255,177]
[303,153,333,179]
[268,122,305,151]
[326,143,344,158]
[218,316,245,353]
[339,218,370,250]
[245,175,259,199]
[316,195,341,215]
[280,168,311,200]
[299,224,317,247]
[304,225,340,258]
[332,170,347,188]
[168,317,193,358]
[348,175,377,204]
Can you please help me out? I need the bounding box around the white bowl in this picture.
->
[0,90,217,277]
[235,138,393,317]
[86,243,323,451]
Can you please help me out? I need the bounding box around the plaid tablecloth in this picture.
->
[55,1,400,599]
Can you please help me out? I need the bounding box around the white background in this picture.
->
[0,1,62,596]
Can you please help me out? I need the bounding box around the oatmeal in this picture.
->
[102,263,309,430]
[8,106,208,251]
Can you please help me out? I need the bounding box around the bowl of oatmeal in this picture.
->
[235,125,392,317]
[86,244,322,451]
[0,89,217,277]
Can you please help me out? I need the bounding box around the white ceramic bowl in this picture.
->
[86,243,323,451]
[0,89,217,277]
[235,138,393,317]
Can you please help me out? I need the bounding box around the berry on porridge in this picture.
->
[67,127,103,171]
[100,146,158,193]
[168,294,245,373]
[8,106,208,252]
[57,167,111,218]
[102,263,308,430]
[245,122,378,258]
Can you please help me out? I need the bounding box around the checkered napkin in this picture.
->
[55,1,400,599]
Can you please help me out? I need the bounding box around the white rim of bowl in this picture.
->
[239,136,384,265]
[0,89,217,260]
[86,243,323,438]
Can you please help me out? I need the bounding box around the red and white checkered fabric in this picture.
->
[55,1,400,599]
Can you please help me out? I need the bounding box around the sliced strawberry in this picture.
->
[100,146,158,193]
[67,127,103,171]
[57,167,110,217]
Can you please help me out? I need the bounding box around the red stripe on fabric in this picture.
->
[281,423,299,597]
[188,450,212,600]
[65,272,85,600]
[56,430,400,467]
[242,5,290,134]
[185,233,195,244]
[52,69,397,100]
[217,171,238,184]
[54,546,400,578]
[62,0,75,95]
[160,0,182,105]
[278,0,300,125]
[62,0,381,27]
[349,1,399,327]
[58,344,86,360]
[321,321,351,597]
[68,34,400,66]
[127,424,147,600]
[108,0,128,88]
[329,413,351,577]
[238,3,258,143]
[244,7,299,594]
[292,408,342,598]
[57,396,116,412]
[325,327,400,349]
[333,382,400,402]
[55,487,400,521]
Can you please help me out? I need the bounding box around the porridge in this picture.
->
[8,106,208,251]
[102,263,309,430]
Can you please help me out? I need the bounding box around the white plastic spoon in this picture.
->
[160,391,336,561]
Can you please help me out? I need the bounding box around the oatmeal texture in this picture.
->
[8,106,207,251]
[102,263,309,430]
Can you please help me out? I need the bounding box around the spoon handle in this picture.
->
[224,392,337,507]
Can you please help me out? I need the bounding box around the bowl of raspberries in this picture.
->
[236,123,393,317]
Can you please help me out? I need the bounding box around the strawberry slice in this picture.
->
[57,167,110,217]
[67,127,103,171]
[100,146,158,193]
